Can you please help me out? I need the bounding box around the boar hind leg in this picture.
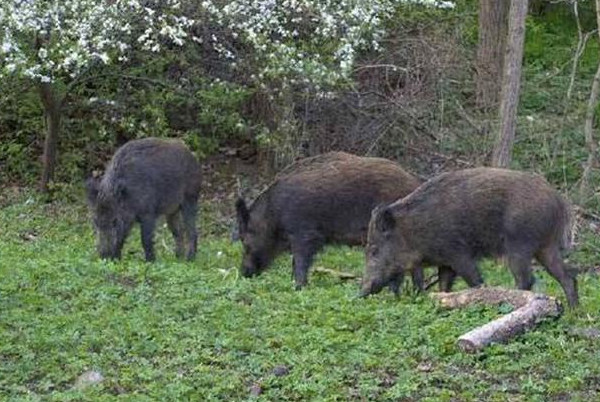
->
[167,211,185,259]
[389,270,405,296]
[410,264,424,292]
[506,251,535,290]
[181,196,199,261]
[536,245,579,308]
[449,257,483,288]
[290,234,323,290]
[140,216,157,262]
[438,266,456,292]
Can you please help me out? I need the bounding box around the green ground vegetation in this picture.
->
[1,2,600,400]
[1,191,599,400]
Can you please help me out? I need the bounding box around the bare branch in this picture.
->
[579,0,600,200]
[567,1,596,100]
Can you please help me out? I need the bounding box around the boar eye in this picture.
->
[368,246,379,257]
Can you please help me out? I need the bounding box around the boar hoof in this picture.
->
[358,289,371,298]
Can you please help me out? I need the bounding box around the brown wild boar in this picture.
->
[361,167,579,308]
[86,138,202,261]
[235,152,422,289]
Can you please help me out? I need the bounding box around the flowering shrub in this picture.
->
[199,0,455,89]
[0,0,192,83]
[0,0,455,189]
[1,0,453,87]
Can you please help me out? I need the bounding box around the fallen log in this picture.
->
[431,287,563,353]
[313,268,439,289]
[313,267,359,280]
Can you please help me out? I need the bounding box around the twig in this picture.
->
[454,99,482,133]
[567,1,596,100]
[65,72,177,99]
[579,0,600,199]
[573,204,600,222]
[353,64,409,73]
[424,273,439,291]
[366,117,402,156]
[363,90,440,142]
[404,144,474,167]
[313,267,359,280]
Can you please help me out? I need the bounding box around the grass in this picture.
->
[1,190,600,401]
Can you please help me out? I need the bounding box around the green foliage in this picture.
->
[0,78,44,186]
[0,0,599,210]
[0,193,599,400]
[498,2,600,202]
[185,82,253,158]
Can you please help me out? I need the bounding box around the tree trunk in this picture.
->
[431,287,563,353]
[579,0,600,200]
[476,0,510,111]
[38,82,63,193]
[492,0,529,168]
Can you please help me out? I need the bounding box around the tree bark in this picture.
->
[491,0,529,168]
[476,0,510,111]
[38,82,63,193]
[579,0,600,200]
[431,287,563,353]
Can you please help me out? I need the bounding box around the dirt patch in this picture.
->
[199,148,277,236]
[106,272,137,289]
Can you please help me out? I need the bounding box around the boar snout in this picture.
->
[241,265,259,277]
[359,277,385,298]
[240,253,264,277]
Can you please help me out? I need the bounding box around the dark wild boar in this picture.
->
[361,167,579,308]
[235,152,422,289]
[86,138,202,261]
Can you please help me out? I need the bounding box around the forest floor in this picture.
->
[1,182,600,400]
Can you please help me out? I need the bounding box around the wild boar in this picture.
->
[235,152,422,289]
[361,167,579,308]
[86,137,202,261]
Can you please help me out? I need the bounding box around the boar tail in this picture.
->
[560,201,573,252]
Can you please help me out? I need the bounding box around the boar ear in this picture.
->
[231,225,240,242]
[371,203,387,218]
[235,197,250,233]
[85,176,101,206]
[375,207,396,233]
[115,181,128,200]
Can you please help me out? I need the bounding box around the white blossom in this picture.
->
[0,0,455,89]
[1,40,12,53]
[198,0,455,88]
[0,0,194,82]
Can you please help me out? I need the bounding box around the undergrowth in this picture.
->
[0,191,599,400]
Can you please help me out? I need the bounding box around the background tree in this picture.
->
[580,0,600,199]
[492,0,529,168]
[476,0,510,111]
[0,0,192,192]
[0,0,455,192]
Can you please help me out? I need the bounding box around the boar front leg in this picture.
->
[290,233,323,290]
[388,270,405,296]
[140,216,157,262]
[181,195,199,261]
[167,211,185,259]
[438,265,457,292]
